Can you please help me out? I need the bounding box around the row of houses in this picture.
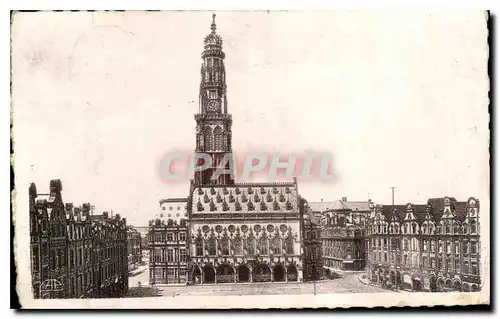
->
[308,196,481,292]
[29,180,137,299]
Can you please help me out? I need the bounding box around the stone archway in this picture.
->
[217,264,235,283]
[462,283,470,292]
[203,264,216,284]
[287,264,298,282]
[238,264,250,283]
[471,284,479,292]
[453,280,462,292]
[191,266,202,284]
[273,264,286,282]
[253,263,272,282]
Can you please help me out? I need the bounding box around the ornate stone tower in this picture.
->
[194,14,235,186]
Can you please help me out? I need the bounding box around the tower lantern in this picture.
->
[194,14,234,186]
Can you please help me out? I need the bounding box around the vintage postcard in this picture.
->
[12,10,490,309]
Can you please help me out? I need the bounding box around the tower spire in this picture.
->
[194,14,234,186]
[211,13,217,34]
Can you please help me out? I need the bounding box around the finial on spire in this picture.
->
[210,13,217,34]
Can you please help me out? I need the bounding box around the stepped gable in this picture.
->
[190,182,299,213]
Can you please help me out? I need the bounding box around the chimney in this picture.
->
[342,197,347,202]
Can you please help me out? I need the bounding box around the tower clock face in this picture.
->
[207,100,220,112]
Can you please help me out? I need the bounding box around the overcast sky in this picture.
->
[12,11,489,226]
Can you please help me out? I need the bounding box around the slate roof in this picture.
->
[190,182,299,214]
[377,199,469,223]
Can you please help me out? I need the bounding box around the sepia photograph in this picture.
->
[11,10,490,309]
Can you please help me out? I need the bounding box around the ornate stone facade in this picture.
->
[366,197,481,292]
[186,182,304,283]
[29,180,128,299]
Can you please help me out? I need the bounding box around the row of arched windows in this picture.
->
[370,219,478,235]
[203,126,225,151]
[194,236,294,257]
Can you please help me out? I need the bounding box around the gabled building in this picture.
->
[366,197,481,292]
[29,180,128,299]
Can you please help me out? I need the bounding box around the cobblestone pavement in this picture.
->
[127,272,389,297]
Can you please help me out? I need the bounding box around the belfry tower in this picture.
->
[194,14,235,186]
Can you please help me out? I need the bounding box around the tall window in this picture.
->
[179,232,186,242]
[195,238,203,256]
[471,242,477,254]
[463,242,470,254]
[438,240,443,253]
[271,237,280,254]
[207,237,216,256]
[258,238,268,255]
[245,237,255,255]
[214,126,223,151]
[470,220,477,234]
[167,232,173,241]
[154,248,162,263]
[180,248,186,262]
[286,236,294,255]
[454,258,460,271]
[471,261,478,275]
[234,237,243,255]
[422,257,427,267]
[220,237,229,255]
[446,241,451,254]
[455,241,460,254]
[463,261,469,274]
[204,126,214,151]
[31,246,39,272]
[167,249,174,262]
[423,240,428,251]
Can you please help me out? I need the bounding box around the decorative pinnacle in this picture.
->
[210,13,217,34]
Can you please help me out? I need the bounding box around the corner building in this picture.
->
[185,16,304,284]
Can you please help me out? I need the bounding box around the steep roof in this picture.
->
[190,183,299,214]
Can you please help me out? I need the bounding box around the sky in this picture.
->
[12,11,489,227]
